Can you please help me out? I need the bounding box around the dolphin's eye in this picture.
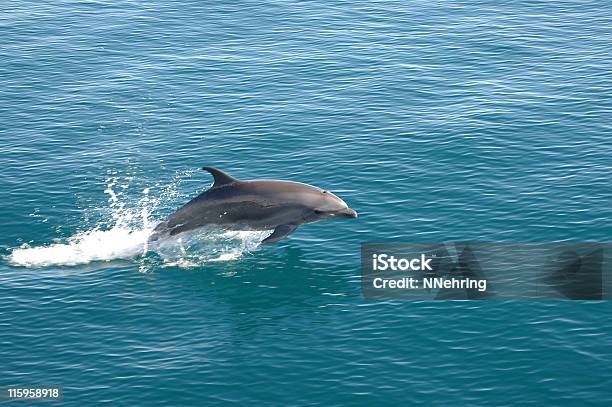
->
[314,209,325,215]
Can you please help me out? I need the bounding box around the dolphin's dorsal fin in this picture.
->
[202,167,238,188]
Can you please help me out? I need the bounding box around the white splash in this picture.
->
[151,228,270,268]
[8,227,153,267]
[6,172,268,269]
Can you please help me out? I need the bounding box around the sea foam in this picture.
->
[6,173,268,269]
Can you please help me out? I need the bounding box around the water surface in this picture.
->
[1,0,611,405]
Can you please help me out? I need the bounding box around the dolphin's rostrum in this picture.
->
[150,167,357,244]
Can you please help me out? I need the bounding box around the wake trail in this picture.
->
[6,173,268,269]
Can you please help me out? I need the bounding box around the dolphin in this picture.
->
[149,167,357,244]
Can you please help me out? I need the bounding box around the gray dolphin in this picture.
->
[149,167,357,244]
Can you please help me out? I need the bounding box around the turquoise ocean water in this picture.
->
[1,0,611,404]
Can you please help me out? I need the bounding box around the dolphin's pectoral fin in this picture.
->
[262,224,298,244]
[202,166,238,188]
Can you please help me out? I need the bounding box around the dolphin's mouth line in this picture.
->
[338,208,358,218]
